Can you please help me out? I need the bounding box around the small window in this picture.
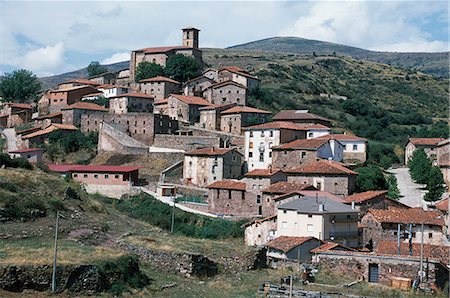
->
[250,131,253,137]
[307,224,314,232]
[73,174,78,177]
[259,152,264,162]
[260,131,264,137]
[269,131,273,137]
[283,210,287,214]
[282,221,287,229]
[301,152,306,158]
[308,132,313,138]
[411,232,416,238]
[308,214,313,218]
[228,190,232,199]
[105,174,109,179]
[94,174,98,179]
[249,152,253,158]
[428,233,433,238]
[353,144,357,151]
[115,175,119,179]
[83,174,88,178]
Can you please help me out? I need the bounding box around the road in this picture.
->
[1,128,18,151]
[389,167,425,208]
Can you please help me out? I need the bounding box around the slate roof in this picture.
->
[368,208,445,226]
[408,138,445,146]
[278,196,357,214]
[207,180,246,191]
[272,110,331,122]
[262,182,317,194]
[284,160,357,175]
[267,236,316,253]
[273,138,329,150]
[341,190,388,203]
[185,148,233,156]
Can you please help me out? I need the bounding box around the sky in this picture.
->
[0,0,448,77]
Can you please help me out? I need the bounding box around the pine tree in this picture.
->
[424,166,445,201]
[408,149,432,184]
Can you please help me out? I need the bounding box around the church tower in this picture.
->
[182,27,200,49]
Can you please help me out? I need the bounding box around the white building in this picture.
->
[98,85,130,98]
[305,124,332,139]
[318,134,367,163]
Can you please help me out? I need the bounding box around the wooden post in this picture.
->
[51,211,59,293]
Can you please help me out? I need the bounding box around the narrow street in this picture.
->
[389,167,425,208]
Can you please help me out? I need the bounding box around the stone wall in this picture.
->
[153,134,220,151]
[272,149,318,170]
[286,174,355,196]
[83,184,142,199]
[178,201,210,213]
[98,122,149,155]
[207,188,259,217]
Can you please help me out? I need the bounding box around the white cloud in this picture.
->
[21,42,68,76]
[101,52,130,65]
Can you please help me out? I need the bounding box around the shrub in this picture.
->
[48,199,66,213]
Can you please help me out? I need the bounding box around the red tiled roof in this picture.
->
[368,208,445,226]
[219,66,260,80]
[51,123,78,130]
[9,148,44,154]
[273,190,344,203]
[273,110,331,122]
[310,242,355,253]
[51,85,99,93]
[68,165,143,173]
[183,75,214,85]
[220,66,246,73]
[318,134,367,141]
[221,106,271,115]
[304,124,331,130]
[209,80,247,90]
[170,94,211,106]
[267,236,316,252]
[409,138,445,146]
[135,45,192,53]
[63,102,107,111]
[244,168,281,177]
[207,180,246,191]
[154,99,168,105]
[59,79,100,86]
[185,148,233,156]
[109,92,155,99]
[284,160,357,175]
[376,241,449,264]
[7,103,32,109]
[273,138,329,150]
[434,198,448,212]
[35,111,63,120]
[244,121,312,131]
[262,182,317,194]
[198,103,236,111]
[22,124,77,139]
[139,76,180,84]
[341,190,388,203]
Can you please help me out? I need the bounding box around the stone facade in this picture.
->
[0,103,32,128]
[153,134,220,151]
[286,174,356,197]
[405,138,445,166]
[219,107,271,135]
[244,215,277,246]
[437,139,450,187]
[139,76,180,100]
[203,81,247,106]
[199,104,236,131]
[42,86,99,115]
[183,76,214,97]
[167,94,211,124]
[218,67,260,92]
[109,93,154,114]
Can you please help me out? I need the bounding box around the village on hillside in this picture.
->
[0,27,449,296]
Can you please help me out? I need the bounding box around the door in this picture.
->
[368,263,379,283]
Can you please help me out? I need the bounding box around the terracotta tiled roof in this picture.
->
[154,99,168,105]
[9,148,44,153]
[7,103,32,109]
[219,66,260,80]
[318,134,367,141]
[51,124,78,130]
[136,45,192,53]
[244,168,281,177]
[262,182,317,194]
[284,160,357,175]
[244,121,312,131]
[69,165,143,173]
[220,66,246,73]
[59,79,100,86]
[341,190,388,203]
[434,198,448,212]
[185,148,233,156]
[51,85,99,93]
[35,111,63,120]
[368,208,445,226]
[267,236,316,252]
[207,180,246,191]
[63,102,107,111]
[273,110,331,122]
[376,241,449,264]
[139,76,180,84]
[242,215,277,228]
[273,138,329,150]
[183,75,214,85]
[170,94,211,106]
[221,106,271,115]
[409,138,445,146]
[209,80,247,90]
[199,103,236,111]
[22,124,77,139]
[310,242,355,253]
[273,190,344,203]
[109,92,155,99]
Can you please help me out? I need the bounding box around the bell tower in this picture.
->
[182,27,200,49]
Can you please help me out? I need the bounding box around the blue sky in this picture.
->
[0,1,448,77]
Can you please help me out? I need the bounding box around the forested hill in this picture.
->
[228,37,449,78]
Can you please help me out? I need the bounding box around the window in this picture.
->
[249,152,253,158]
[411,232,416,238]
[94,174,98,179]
[105,174,109,179]
[228,190,232,199]
[353,144,358,151]
[308,214,313,218]
[282,221,288,229]
[249,142,253,149]
[241,192,245,200]
[283,210,287,214]
[259,152,264,162]
[250,131,253,137]
[84,174,88,178]
[316,182,322,190]
[308,132,313,138]
[143,121,146,125]
[260,131,264,137]
[269,151,272,158]
[294,222,298,230]
[307,224,314,232]
[428,233,433,238]
[213,176,216,180]
[73,174,78,177]
[393,231,398,236]
[143,130,146,134]
[269,131,273,137]
[115,175,119,179]
[301,152,306,158]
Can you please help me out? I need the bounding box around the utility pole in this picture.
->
[289,273,293,298]
[397,223,401,255]
[51,211,60,293]
[409,224,413,256]
[419,222,424,284]
[170,196,175,234]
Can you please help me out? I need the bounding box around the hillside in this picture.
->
[228,37,450,78]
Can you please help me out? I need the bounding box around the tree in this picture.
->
[165,54,201,83]
[135,62,165,82]
[87,61,108,77]
[0,69,41,103]
[355,165,388,192]
[387,174,400,199]
[408,149,432,184]
[424,166,445,201]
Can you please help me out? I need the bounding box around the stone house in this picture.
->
[242,168,287,216]
[115,69,131,86]
[8,148,44,163]
[277,196,359,247]
[198,103,236,131]
[183,75,214,97]
[305,124,331,139]
[314,240,449,288]
[89,72,117,85]
[97,84,129,98]
[139,76,180,100]
[57,79,100,89]
[61,102,107,127]
[434,198,448,234]
[167,94,211,124]
[39,86,100,115]
[129,28,203,82]
[244,121,310,171]
[272,110,332,127]
[203,81,247,106]
[217,66,260,92]
[272,138,344,170]
[243,215,277,247]
[183,148,243,188]
[219,106,272,135]
[318,134,367,164]
[360,208,445,249]
[284,160,358,196]
[266,236,322,267]
[153,99,168,115]
[0,103,33,128]
[341,190,408,216]
[405,138,445,166]
[261,182,317,213]
[206,180,257,217]
[35,112,63,127]
[436,139,450,187]
[202,68,218,81]
[22,123,78,145]
[109,92,154,114]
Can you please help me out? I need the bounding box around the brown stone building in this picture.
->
[0,103,33,128]
[57,79,100,89]
[109,92,154,114]
[183,148,243,188]
[243,215,277,246]
[203,81,247,105]
[217,66,260,92]
[261,181,317,209]
[153,99,168,115]
[220,106,272,135]
[35,112,63,127]
[206,180,256,217]
[199,103,236,131]
[22,123,78,145]
[167,94,211,124]
[283,160,358,196]
[138,76,180,100]
[129,28,203,82]
[183,75,214,97]
[341,190,408,215]
[61,102,107,127]
[8,148,44,163]
[360,208,445,249]
[39,86,100,115]
[437,139,450,187]
[405,137,445,166]
[272,109,332,127]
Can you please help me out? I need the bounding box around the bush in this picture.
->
[0,153,32,170]
[48,199,66,213]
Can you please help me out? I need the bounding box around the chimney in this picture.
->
[268,165,272,173]
[212,146,216,151]
[319,204,325,212]
[351,201,355,210]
